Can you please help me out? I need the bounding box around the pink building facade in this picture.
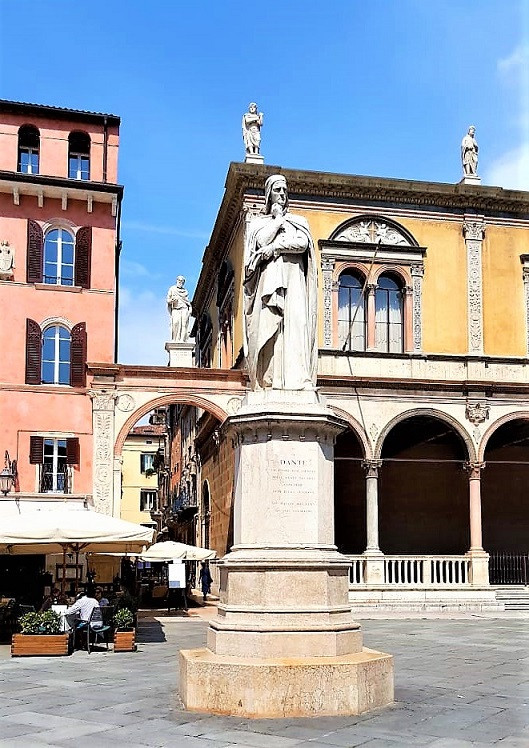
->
[0,100,122,514]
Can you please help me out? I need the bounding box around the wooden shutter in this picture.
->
[70,322,87,387]
[25,318,42,384]
[66,437,80,465]
[74,226,92,288]
[29,436,44,464]
[26,220,43,283]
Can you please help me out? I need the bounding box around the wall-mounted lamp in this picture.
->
[0,451,16,496]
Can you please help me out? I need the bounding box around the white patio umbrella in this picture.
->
[0,509,155,592]
[139,540,215,562]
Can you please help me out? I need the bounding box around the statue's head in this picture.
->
[249,102,257,113]
[265,174,288,214]
[176,275,185,287]
[468,125,476,135]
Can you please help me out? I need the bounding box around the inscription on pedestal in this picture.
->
[269,458,318,515]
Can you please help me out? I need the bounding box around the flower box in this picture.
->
[11,633,70,657]
[113,630,135,652]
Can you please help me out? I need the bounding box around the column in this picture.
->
[522,264,529,355]
[366,284,376,350]
[362,459,384,584]
[410,264,424,352]
[464,461,489,585]
[463,218,486,355]
[321,257,336,347]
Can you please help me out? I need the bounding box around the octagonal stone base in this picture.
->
[180,647,394,718]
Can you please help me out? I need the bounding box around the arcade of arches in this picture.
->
[334,414,529,583]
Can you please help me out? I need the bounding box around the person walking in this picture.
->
[198,562,213,602]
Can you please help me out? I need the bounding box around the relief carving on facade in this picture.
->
[334,219,410,246]
[465,401,490,442]
[116,393,135,412]
[89,390,117,515]
[321,257,335,347]
[463,219,485,354]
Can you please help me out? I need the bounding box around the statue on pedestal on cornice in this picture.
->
[461,125,479,177]
[167,275,191,342]
[243,174,317,390]
[242,103,263,160]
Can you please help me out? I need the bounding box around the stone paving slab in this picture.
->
[0,614,528,747]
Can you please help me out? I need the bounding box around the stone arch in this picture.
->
[478,411,529,461]
[374,408,475,461]
[329,406,371,459]
[329,214,419,246]
[114,392,228,456]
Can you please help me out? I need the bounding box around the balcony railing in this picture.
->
[345,554,471,587]
[171,492,198,514]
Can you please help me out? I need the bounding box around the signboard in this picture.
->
[168,561,186,589]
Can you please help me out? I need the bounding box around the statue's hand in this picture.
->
[262,245,275,260]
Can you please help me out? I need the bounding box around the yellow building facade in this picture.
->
[120,426,162,527]
[188,163,529,610]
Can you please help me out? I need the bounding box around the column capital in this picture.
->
[464,461,486,479]
[366,283,376,296]
[463,219,486,241]
[362,459,382,478]
[321,257,336,272]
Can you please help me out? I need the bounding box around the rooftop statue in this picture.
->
[242,102,263,158]
[167,275,191,342]
[243,174,317,390]
[461,125,479,177]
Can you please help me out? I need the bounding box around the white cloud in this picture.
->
[118,286,169,365]
[498,43,529,75]
[121,259,160,279]
[122,220,209,240]
[484,143,529,191]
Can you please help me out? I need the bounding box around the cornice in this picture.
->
[192,161,529,315]
[87,362,247,385]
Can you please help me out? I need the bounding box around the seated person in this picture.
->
[94,587,109,607]
[64,586,99,624]
[40,587,68,612]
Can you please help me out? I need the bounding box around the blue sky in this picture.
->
[1,1,528,365]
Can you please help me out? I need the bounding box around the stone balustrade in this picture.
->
[345,554,471,587]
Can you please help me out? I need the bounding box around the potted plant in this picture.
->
[113,607,135,652]
[11,610,70,657]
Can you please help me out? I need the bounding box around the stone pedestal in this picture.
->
[165,340,194,367]
[245,153,264,164]
[180,390,393,718]
[460,175,481,186]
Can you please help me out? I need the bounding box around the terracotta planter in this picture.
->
[114,629,136,652]
[11,633,70,657]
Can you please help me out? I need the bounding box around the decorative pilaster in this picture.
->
[410,264,424,352]
[89,389,117,516]
[521,260,529,355]
[321,258,335,347]
[463,218,486,355]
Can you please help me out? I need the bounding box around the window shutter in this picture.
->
[70,322,87,387]
[66,437,80,465]
[26,220,43,283]
[25,318,42,384]
[29,436,44,464]
[74,226,92,288]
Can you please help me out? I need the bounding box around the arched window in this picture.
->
[338,271,366,351]
[43,228,75,285]
[18,125,40,174]
[375,274,404,352]
[42,325,71,385]
[68,131,90,180]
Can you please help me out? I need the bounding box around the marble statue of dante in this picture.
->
[461,126,479,176]
[167,275,191,342]
[243,174,318,390]
[242,103,263,156]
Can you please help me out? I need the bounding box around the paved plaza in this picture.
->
[0,610,528,747]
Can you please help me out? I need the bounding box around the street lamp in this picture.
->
[0,451,15,496]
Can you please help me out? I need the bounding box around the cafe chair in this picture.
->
[86,606,111,654]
